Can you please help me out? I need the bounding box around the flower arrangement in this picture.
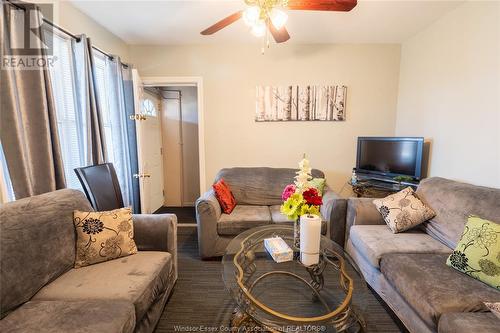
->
[280,156,323,221]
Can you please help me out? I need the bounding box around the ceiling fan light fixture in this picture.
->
[243,6,260,26]
[251,19,266,37]
[270,8,288,29]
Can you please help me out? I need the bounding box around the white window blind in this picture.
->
[44,30,86,190]
[93,53,116,163]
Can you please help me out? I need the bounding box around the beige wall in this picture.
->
[160,87,200,206]
[395,1,500,188]
[178,86,200,205]
[39,0,130,61]
[130,44,401,192]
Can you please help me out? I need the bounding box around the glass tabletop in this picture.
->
[222,225,368,332]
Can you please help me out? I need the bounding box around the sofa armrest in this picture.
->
[195,189,222,258]
[320,188,347,247]
[133,213,178,280]
[345,198,385,244]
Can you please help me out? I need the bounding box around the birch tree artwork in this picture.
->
[255,85,347,122]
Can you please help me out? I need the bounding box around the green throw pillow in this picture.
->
[446,216,500,289]
[310,178,326,195]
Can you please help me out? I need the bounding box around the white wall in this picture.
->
[395,1,500,188]
[39,0,130,61]
[130,44,401,193]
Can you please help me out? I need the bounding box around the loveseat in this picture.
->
[345,177,500,333]
[196,167,346,259]
[0,189,177,333]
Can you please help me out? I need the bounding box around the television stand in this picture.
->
[349,178,419,198]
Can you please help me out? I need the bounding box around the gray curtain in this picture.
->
[121,65,140,213]
[0,2,65,199]
[101,55,134,209]
[79,35,107,165]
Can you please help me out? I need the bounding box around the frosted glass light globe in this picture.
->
[270,8,288,29]
[251,20,266,37]
[243,6,260,26]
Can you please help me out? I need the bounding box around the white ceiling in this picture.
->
[69,0,463,45]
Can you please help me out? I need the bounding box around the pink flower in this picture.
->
[282,184,296,201]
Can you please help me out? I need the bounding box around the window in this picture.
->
[0,142,15,202]
[44,29,86,190]
[142,98,157,117]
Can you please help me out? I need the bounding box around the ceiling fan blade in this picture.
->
[267,21,290,43]
[200,11,243,35]
[287,0,357,12]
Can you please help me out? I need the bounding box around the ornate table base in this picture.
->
[230,307,366,333]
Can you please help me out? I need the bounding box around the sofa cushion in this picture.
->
[380,253,500,329]
[0,189,93,318]
[438,312,500,333]
[416,177,500,249]
[0,300,135,333]
[269,205,328,235]
[270,205,294,223]
[32,251,172,323]
[349,225,452,268]
[217,205,271,236]
[215,167,324,206]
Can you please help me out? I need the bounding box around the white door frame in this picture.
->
[141,76,206,196]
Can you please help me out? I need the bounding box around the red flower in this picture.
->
[302,188,322,206]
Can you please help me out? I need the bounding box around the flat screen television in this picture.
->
[356,137,424,180]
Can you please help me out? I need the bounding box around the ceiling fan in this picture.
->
[200,0,358,44]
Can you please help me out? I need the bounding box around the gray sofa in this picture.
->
[0,189,177,333]
[345,177,500,333]
[196,167,346,259]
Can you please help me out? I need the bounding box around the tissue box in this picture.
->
[264,237,293,263]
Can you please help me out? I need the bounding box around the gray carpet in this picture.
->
[154,227,406,333]
[154,207,196,224]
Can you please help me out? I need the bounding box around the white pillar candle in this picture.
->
[299,214,322,266]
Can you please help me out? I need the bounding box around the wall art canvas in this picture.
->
[255,85,347,122]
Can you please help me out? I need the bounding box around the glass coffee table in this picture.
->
[222,225,367,333]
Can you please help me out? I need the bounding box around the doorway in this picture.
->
[141,78,204,225]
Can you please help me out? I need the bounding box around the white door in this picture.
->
[132,69,164,214]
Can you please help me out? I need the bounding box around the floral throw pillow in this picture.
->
[73,208,138,268]
[447,216,500,290]
[309,178,326,195]
[484,302,500,319]
[373,187,435,233]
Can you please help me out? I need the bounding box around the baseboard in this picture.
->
[178,223,197,227]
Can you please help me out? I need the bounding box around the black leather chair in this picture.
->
[74,163,124,211]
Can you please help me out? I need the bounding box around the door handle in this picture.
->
[129,114,147,121]
[133,173,151,178]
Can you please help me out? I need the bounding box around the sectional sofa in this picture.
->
[196,167,347,259]
[345,177,500,333]
[0,189,177,333]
